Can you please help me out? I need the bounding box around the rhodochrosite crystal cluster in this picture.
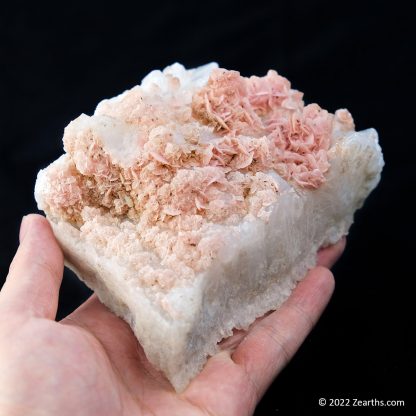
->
[35,63,383,391]
[37,64,356,288]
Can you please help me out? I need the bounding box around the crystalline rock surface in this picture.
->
[35,63,384,391]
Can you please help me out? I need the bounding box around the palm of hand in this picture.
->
[2,297,257,415]
[0,215,344,416]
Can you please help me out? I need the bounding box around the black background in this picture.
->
[1,1,414,414]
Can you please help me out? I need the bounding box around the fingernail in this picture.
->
[19,215,30,243]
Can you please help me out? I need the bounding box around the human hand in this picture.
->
[0,214,345,416]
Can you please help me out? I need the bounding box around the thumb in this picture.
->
[0,214,64,319]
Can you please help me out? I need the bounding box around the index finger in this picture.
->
[317,237,346,268]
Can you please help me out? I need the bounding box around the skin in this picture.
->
[0,214,345,416]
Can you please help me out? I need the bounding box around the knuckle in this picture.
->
[258,322,292,366]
